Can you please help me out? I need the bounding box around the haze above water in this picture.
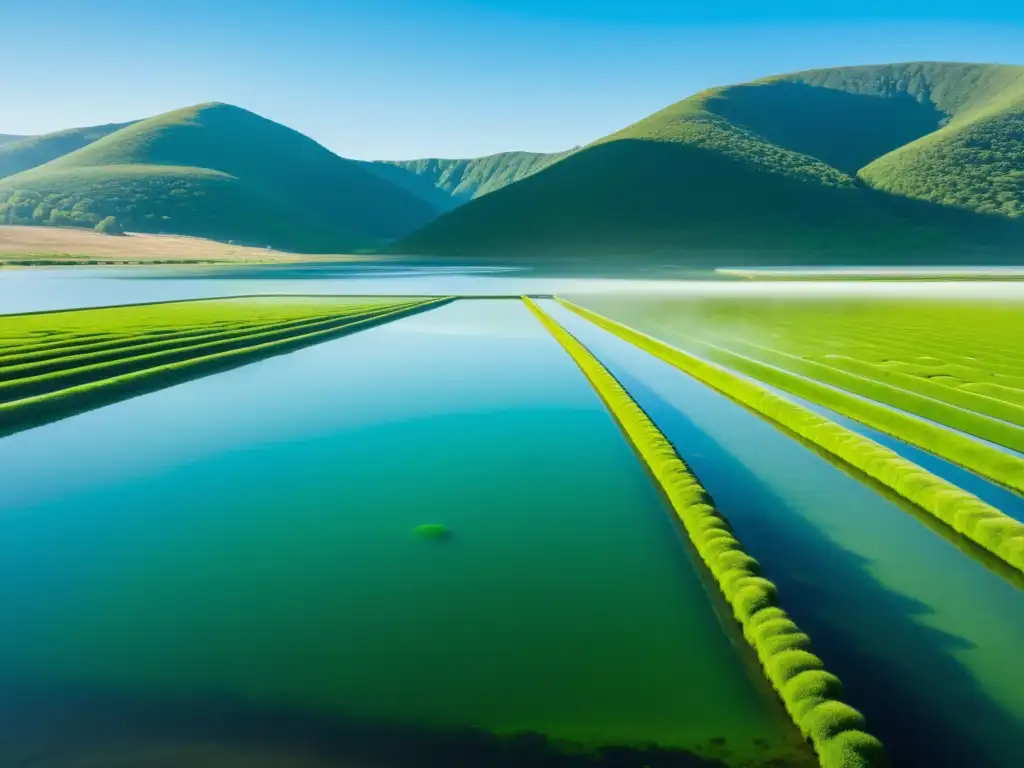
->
[3,261,1024,314]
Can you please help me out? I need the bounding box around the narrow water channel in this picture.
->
[543,301,1024,768]
[753,380,1024,522]
[0,300,805,766]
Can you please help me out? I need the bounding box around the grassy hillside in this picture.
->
[375,150,573,207]
[396,62,1024,261]
[0,122,134,180]
[0,103,438,253]
[853,65,1024,217]
[0,135,29,147]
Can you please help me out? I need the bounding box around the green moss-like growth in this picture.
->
[819,729,890,768]
[413,524,451,541]
[803,701,869,743]
[650,333,1024,493]
[523,297,885,768]
[0,297,453,436]
[556,298,1024,576]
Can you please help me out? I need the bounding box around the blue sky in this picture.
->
[4,1,1024,159]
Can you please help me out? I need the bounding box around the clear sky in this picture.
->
[4,1,1024,160]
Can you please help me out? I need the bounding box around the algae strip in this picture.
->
[0,308,398,373]
[554,298,1024,576]
[0,304,417,400]
[698,333,1024,451]
[0,298,453,435]
[522,297,885,768]
[669,333,1024,489]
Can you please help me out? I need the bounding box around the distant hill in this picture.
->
[368,151,573,211]
[0,135,29,147]
[0,122,135,180]
[852,64,1024,217]
[396,62,1024,261]
[358,160,459,213]
[0,103,438,253]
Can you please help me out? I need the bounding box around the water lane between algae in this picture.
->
[749,377,1024,522]
[0,299,805,766]
[542,300,1024,768]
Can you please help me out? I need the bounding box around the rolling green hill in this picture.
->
[853,65,1024,217]
[0,122,135,180]
[396,62,1024,261]
[0,103,438,253]
[0,135,29,147]
[371,151,573,210]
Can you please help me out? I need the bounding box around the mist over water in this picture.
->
[4,261,1024,315]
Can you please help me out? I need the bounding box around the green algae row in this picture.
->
[555,298,1024,576]
[664,334,1024,494]
[817,352,1024,430]
[0,304,417,401]
[523,298,885,768]
[0,309,396,373]
[695,334,1024,453]
[0,297,452,435]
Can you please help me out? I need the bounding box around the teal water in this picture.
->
[546,301,1024,768]
[0,300,805,765]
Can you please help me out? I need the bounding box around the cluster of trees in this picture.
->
[0,190,123,234]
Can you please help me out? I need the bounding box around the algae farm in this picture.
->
[0,265,1022,768]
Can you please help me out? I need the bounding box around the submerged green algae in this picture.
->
[413,523,451,540]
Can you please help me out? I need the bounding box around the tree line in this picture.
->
[0,190,123,234]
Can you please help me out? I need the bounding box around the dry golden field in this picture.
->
[0,226,364,265]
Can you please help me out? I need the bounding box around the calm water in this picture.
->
[0,300,805,766]
[544,301,1024,768]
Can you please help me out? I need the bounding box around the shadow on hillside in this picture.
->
[578,338,1024,767]
[706,81,946,174]
[397,137,1024,264]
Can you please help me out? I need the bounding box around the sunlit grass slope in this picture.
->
[0,121,134,180]
[0,104,439,252]
[855,66,1024,218]
[396,62,1024,260]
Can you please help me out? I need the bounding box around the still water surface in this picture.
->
[0,300,804,765]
